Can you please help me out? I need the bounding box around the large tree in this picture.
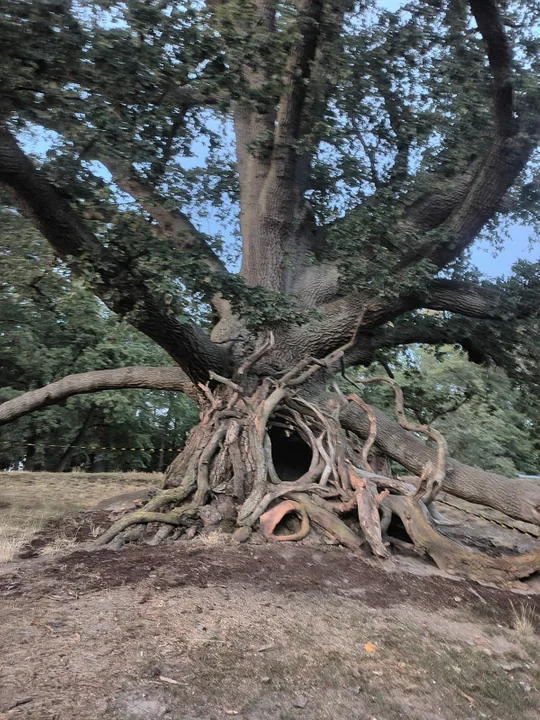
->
[1,0,540,581]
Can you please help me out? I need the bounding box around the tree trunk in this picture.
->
[24,431,39,471]
[56,407,95,472]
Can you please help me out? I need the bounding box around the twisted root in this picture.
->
[260,500,310,542]
[95,336,540,584]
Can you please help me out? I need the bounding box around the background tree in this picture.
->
[0,207,198,471]
[1,0,540,581]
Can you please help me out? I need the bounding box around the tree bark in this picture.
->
[339,401,540,525]
[0,126,228,384]
[56,406,95,472]
[0,366,195,426]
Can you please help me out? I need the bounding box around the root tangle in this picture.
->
[97,335,540,585]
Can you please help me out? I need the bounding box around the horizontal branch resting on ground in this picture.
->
[339,400,540,527]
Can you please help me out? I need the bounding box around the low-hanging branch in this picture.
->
[0,366,195,426]
[0,125,228,384]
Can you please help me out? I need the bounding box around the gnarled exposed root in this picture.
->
[96,343,540,585]
[350,376,448,504]
[260,500,310,542]
[290,493,365,551]
[349,470,389,559]
[384,494,540,584]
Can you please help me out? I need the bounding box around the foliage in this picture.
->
[1,0,538,317]
[0,210,198,471]
[1,0,540,482]
[351,345,539,477]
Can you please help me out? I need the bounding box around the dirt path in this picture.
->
[1,542,539,720]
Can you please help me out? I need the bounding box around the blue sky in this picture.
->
[471,228,538,278]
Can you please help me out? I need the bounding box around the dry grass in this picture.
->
[0,515,43,562]
[0,470,162,563]
[5,470,162,485]
[39,534,79,557]
[511,602,537,636]
[200,529,229,546]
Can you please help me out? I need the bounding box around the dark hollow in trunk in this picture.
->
[95,359,540,586]
[268,424,313,482]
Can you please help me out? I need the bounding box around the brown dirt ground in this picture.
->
[1,514,540,720]
[1,475,540,719]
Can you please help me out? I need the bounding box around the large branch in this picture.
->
[414,279,514,319]
[336,301,515,370]
[0,125,228,383]
[339,401,540,526]
[99,157,230,318]
[469,0,513,137]
[0,367,196,426]
[343,313,489,368]
[230,0,279,287]
[269,0,324,181]
[400,0,537,269]
[100,157,226,276]
[282,265,535,371]
[331,0,536,274]
[283,275,510,362]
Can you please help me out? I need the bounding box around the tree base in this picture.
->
[96,353,540,585]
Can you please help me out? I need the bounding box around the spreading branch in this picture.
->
[0,125,228,383]
[360,317,492,367]
[288,272,531,370]
[0,367,196,426]
[418,279,505,319]
[100,157,227,276]
[469,0,514,137]
[399,0,537,269]
[339,399,540,525]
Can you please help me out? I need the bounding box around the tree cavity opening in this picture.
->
[268,423,312,482]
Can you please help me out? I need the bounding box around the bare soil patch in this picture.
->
[1,473,539,719]
[1,542,540,720]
